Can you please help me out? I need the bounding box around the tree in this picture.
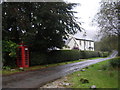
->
[95,35,118,52]
[95,1,120,55]
[2,2,81,52]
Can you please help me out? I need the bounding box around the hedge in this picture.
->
[30,50,109,66]
[80,51,100,59]
[98,51,109,57]
[47,50,83,63]
[30,52,47,66]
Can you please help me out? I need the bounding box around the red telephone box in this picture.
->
[17,43,29,68]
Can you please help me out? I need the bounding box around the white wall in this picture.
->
[66,38,79,49]
[67,39,74,49]
[76,40,94,51]
[79,40,84,50]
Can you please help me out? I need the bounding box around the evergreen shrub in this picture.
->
[47,50,83,63]
[30,52,47,66]
[47,50,105,63]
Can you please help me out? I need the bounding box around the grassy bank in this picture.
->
[2,57,103,75]
[64,57,120,88]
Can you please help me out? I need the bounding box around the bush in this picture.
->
[47,50,83,63]
[47,50,105,63]
[2,40,18,67]
[99,51,109,57]
[81,51,100,59]
[30,52,47,66]
[102,52,109,57]
[2,66,11,70]
[30,50,109,66]
[109,57,120,68]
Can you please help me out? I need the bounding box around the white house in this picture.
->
[63,36,94,51]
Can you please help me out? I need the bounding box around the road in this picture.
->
[2,51,118,88]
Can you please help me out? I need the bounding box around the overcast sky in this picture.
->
[64,0,101,40]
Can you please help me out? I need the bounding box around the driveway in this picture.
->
[2,51,118,88]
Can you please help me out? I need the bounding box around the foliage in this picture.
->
[95,35,118,52]
[2,40,18,57]
[94,1,120,55]
[95,2,119,36]
[2,2,81,52]
[98,51,109,57]
[102,52,109,57]
[2,66,11,70]
[109,57,120,68]
[81,51,101,59]
[30,52,47,66]
[47,50,82,63]
[2,40,18,66]
[30,50,107,66]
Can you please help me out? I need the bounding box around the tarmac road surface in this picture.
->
[2,51,118,88]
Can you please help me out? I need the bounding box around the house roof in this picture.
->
[75,38,94,42]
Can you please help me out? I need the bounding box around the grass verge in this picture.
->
[64,58,119,88]
[2,57,103,76]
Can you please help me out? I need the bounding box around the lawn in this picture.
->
[65,58,119,88]
[2,57,103,75]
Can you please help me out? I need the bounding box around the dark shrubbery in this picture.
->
[30,52,47,66]
[30,50,109,66]
[47,50,82,63]
[81,51,100,59]
[98,51,109,57]
[103,52,109,57]
[109,57,120,68]
[2,40,18,67]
